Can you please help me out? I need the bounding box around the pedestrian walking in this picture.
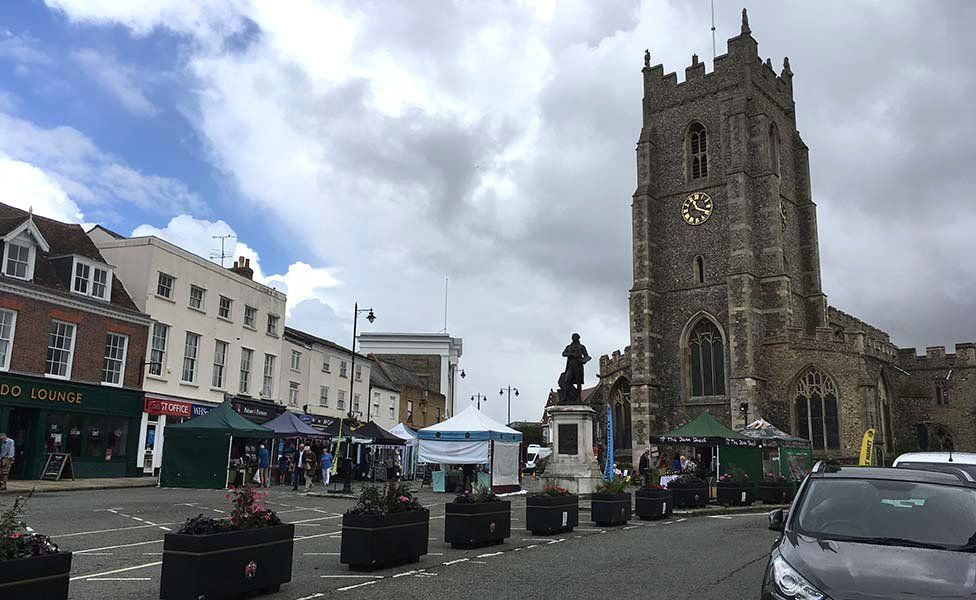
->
[638,448,650,484]
[303,445,317,492]
[277,450,288,485]
[292,444,304,491]
[0,432,14,491]
[257,443,271,488]
[321,447,333,488]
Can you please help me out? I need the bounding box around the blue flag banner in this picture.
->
[604,404,614,480]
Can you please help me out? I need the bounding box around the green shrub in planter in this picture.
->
[0,493,70,600]
[526,485,579,535]
[340,483,429,570]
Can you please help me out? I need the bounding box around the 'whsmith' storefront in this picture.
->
[0,372,143,479]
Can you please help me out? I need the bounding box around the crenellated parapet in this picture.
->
[599,346,632,379]
[897,343,976,370]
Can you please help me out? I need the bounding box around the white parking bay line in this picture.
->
[675,518,687,523]
[295,531,341,541]
[708,515,734,520]
[477,551,504,558]
[71,561,163,581]
[76,539,162,554]
[392,570,420,578]
[54,523,174,538]
[304,552,340,556]
[88,577,152,581]
[75,553,114,556]
[289,515,342,524]
[337,580,379,592]
[443,558,469,566]
[320,575,384,579]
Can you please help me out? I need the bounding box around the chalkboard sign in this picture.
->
[558,424,578,455]
[41,453,74,481]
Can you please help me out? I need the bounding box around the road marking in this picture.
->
[392,570,420,578]
[443,558,469,565]
[709,515,734,520]
[289,515,342,524]
[88,577,152,582]
[54,523,175,538]
[662,521,674,525]
[337,580,379,591]
[428,552,444,556]
[521,538,554,541]
[320,575,384,579]
[71,561,163,581]
[295,531,342,541]
[546,538,565,544]
[624,525,640,530]
[159,527,172,532]
[93,508,124,512]
[431,515,445,520]
[470,560,488,564]
[130,517,145,522]
[76,539,162,554]
[524,544,538,549]
[297,594,324,600]
[76,552,114,556]
[477,551,504,558]
[675,518,687,523]
[304,552,340,556]
[295,523,322,527]
[575,527,604,531]
[142,553,163,556]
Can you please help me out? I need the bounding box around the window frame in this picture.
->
[239,347,253,395]
[45,320,77,380]
[243,305,257,329]
[71,257,113,301]
[319,385,329,407]
[0,308,17,371]
[148,322,169,378]
[289,381,300,406]
[266,314,279,337]
[688,122,709,181]
[794,367,841,451]
[218,296,233,321]
[355,364,362,381]
[3,240,33,281]
[322,354,331,373]
[686,317,726,398]
[337,390,346,410]
[211,339,228,389]
[262,354,276,397]
[188,285,206,312]
[156,272,175,299]
[339,360,348,378]
[101,332,129,387]
[291,349,302,372]
[182,331,201,384]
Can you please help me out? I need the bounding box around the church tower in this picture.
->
[629,9,827,440]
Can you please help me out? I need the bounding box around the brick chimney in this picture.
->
[229,256,254,280]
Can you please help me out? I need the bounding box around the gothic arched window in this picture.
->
[610,382,632,450]
[689,122,708,180]
[688,319,725,397]
[794,368,840,451]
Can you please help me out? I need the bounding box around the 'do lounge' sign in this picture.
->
[0,383,83,405]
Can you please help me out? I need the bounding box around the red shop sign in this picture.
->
[144,397,192,418]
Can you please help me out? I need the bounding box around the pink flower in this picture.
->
[399,496,410,503]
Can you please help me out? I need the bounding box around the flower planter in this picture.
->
[159,524,294,600]
[756,481,795,505]
[340,509,429,570]
[445,500,511,549]
[590,492,631,526]
[669,485,708,509]
[0,552,72,600]
[525,494,579,535]
[635,488,673,520]
[716,482,755,507]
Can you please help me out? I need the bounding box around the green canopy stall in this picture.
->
[649,412,763,482]
[160,401,274,489]
[736,418,813,481]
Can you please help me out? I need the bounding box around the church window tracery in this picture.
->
[689,122,708,180]
[794,368,840,451]
[688,318,725,397]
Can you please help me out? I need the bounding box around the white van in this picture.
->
[524,444,553,474]
[893,451,976,478]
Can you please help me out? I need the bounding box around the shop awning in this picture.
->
[166,401,273,438]
[417,406,523,442]
[264,411,328,438]
[736,417,811,449]
[390,423,418,447]
[650,412,758,447]
[354,421,405,446]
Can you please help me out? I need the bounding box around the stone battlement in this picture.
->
[599,346,631,377]
[896,344,976,369]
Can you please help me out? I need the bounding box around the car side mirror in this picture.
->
[768,509,785,532]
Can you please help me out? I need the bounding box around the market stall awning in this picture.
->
[650,411,758,447]
[355,421,406,446]
[389,423,418,446]
[417,406,522,442]
[264,411,328,438]
[736,417,811,449]
[166,400,273,438]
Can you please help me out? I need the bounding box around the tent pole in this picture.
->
[226,435,234,489]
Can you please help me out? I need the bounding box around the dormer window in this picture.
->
[4,242,31,279]
[71,258,112,301]
[2,217,49,282]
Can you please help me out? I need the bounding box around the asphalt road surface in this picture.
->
[12,486,777,600]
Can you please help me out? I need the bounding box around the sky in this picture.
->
[1,1,975,424]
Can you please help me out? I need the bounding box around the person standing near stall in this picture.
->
[303,445,317,492]
[0,432,14,491]
[321,446,333,488]
[257,443,271,488]
[292,443,305,491]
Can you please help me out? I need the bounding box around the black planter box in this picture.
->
[445,500,511,549]
[160,524,294,600]
[717,482,756,506]
[635,488,673,520]
[0,552,71,600]
[669,485,708,508]
[756,482,795,504]
[340,509,429,570]
[590,492,631,526]
[525,494,579,535]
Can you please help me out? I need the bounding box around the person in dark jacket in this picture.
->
[638,449,651,484]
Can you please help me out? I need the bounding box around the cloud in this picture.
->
[0,111,203,221]
[0,31,52,66]
[72,48,157,115]
[0,156,85,222]
[40,0,976,423]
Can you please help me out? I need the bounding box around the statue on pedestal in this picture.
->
[557,333,590,405]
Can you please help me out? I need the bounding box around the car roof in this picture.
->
[893,452,976,465]
[810,465,975,487]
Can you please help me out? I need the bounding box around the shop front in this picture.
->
[0,372,143,479]
[230,396,285,425]
[138,396,216,476]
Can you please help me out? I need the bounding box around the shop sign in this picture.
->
[145,398,192,418]
[192,404,214,417]
[0,373,142,417]
[0,382,84,405]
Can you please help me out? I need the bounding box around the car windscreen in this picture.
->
[896,461,976,479]
[796,478,976,550]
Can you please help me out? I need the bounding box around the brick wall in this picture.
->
[399,385,446,428]
[0,293,148,388]
[376,354,443,395]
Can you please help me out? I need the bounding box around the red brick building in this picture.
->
[0,203,150,478]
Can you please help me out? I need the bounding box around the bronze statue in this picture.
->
[557,333,590,405]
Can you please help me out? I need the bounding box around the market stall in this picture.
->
[389,423,419,480]
[159,401,274,489]
[353,421,405,481]
[736,418,813,480]
[264,411,330,484]
[417,406,523,493]
[650,412,762,481]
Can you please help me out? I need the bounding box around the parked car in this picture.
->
[524,445,552,474]
[893,451,976,478]
[763,462,976,600]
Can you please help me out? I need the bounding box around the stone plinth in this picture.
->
[542,405,604,495]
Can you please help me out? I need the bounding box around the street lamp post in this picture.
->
[471,393,487,410]
[349,302,376,422]
[499,386,519,425]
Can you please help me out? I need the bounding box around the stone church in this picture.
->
[596,10,974,465]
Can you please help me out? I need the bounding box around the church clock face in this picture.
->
[681,192,713,226]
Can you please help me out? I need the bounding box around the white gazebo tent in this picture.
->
[389,423,419,479]
[417,406,523,492]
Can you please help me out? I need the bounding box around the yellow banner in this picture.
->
[858,429,877,466]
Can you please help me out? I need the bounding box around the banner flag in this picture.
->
[604,404,615,480]
[858,428,877,466]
